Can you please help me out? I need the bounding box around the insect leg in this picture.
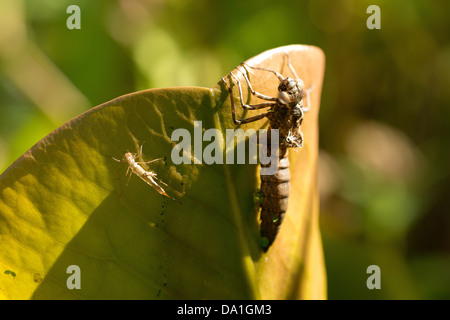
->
[229,72,276,110]
[302,85,315,113]
[222,76,274,125]
[236,112,273,125]
[125,166,133,184]
[241,62,284,82]
[284,53,300,80]
[133,144,145,162]
[237,64,279,102]
[135,158,164,165]
[116,167,133,199]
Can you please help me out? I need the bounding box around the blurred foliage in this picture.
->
[0,0,449,299]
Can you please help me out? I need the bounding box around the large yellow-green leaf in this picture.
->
[0,45,325,299]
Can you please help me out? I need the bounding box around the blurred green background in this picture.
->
[1,0,449,299]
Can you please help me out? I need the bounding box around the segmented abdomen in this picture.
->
[260,147,290,250]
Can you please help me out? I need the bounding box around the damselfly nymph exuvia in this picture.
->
[222,54,313,251]
[113,144,175,200]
